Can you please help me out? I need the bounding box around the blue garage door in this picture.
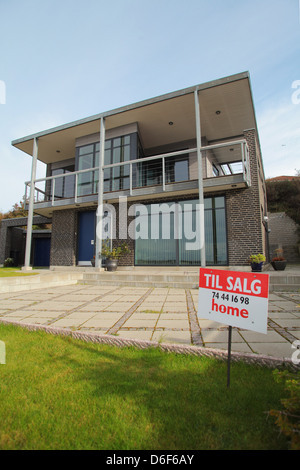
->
[34,238,51,267]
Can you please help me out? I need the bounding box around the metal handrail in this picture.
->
[25,140,250,204]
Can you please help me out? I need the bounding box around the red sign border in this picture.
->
[199,268,269,299]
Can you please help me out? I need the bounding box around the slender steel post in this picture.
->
[23,137,38,270]
[194,88,206,267]
[227,326,232,388]
[95,117,105,268]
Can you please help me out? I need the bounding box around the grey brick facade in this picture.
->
[50,210,77,266]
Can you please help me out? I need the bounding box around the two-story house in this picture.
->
[12,72,268,270]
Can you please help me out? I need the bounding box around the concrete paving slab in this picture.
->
[240,330,288,343]
[156,318,190,329]
[3,311,33,318]
[205,342,253,353]
[269,293,286,301]
[78,303,112,311]
[159,313,188,320]
[26,311,64,318]
[120,295,146,302]
[29,301,86,311]
[201,330,242,343]
[55,294,102,302]
[0,300,36,309]
[81,318,119,328]
[104,305,130,312]
[129,313,160,320]
[19,317,52,325]
[136,307,163,313]
[269,311,299,319]
[50,318,87,328]
[64,311,98,319]
[151,330,191,344]
[273,318,300,328]
[117,330,154,341]
[123,318,158,328]
[250,342,293,357]
[271,301,300,311]
[198,319,227,329]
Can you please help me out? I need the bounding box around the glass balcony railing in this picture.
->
[25,140,250,206]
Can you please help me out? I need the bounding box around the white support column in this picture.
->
[22,137,38,271]
[194,88,206,267]
[95,117,105,268]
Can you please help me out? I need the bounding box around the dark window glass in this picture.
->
[135,197,227,266]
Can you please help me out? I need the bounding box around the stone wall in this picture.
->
[268,211,300,263]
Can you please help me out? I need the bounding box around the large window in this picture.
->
[76,133,138,195]
[104,135,131,192]
[135,153,189,189]
[51,165,75,199]
[77,143,99,196]
[135,197,227,266]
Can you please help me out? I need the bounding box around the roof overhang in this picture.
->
[12,71,258,165]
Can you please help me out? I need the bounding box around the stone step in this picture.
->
[79,272,198,288]
[80,270,300,291]
[79,279,198,289]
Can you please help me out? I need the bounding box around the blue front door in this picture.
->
[78,211,96,265]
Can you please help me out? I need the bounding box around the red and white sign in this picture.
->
[198,268,269,334]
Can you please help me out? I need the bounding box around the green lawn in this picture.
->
[0,268,38,277]
[0,324,289,450]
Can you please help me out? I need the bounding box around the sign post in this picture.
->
[227,326,232,388]
[198,268,269,387]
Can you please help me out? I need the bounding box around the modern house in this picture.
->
[12,72,268,270]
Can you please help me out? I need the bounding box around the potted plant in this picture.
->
[271,248,287,271]
[249,253,266,272]
[100,240,130,271]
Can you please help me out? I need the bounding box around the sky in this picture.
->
[0,0,299,212]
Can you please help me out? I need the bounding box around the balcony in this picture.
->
[25,139,250,213]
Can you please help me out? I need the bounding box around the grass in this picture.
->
[0,323,289,450]
[0,268,38,277]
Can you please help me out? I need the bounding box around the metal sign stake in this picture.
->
[227,326,232,388]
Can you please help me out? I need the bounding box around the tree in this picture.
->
[266,179,300,226]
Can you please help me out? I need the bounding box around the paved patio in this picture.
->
[0,283,299,360]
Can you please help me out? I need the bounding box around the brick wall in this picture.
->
[50,209,77,266]
[225,129,266,265]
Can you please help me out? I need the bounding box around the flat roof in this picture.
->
[12,71,258,164]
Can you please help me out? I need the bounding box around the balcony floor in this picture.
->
[31,174,248,217]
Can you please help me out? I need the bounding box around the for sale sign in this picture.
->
[198,268,269,334]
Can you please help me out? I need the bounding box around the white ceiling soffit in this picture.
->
[12,74,256,164]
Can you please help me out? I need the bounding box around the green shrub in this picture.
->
[269,369,300,450]
[4,258,14,267]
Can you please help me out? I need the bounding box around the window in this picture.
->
[76,134,136,195]
[51,165,75,199]
[135,196,227,266]
[77,143,99,196]
[104,135,132,192]
[166,156,189,183]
